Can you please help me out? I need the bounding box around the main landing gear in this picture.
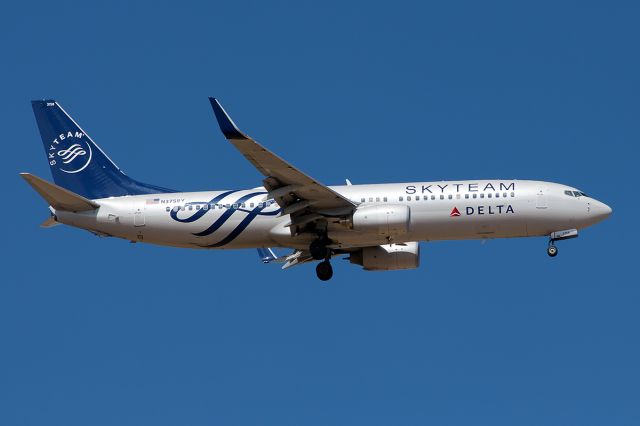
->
[316,260,333,281]
[547,229,578,257]
[310,237,333,281]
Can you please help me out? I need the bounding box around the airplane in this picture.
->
[22,98,612,281]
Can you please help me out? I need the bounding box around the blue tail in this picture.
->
[31,100,177,199]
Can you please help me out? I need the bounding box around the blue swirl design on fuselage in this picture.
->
[169,190,281,247]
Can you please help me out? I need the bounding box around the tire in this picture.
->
[316,261,333,281]
[547,245,558,257]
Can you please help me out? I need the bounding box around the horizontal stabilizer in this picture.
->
[20,173,99,212]
[40,215,60,228]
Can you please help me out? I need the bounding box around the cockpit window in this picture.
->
[564,190,573,196]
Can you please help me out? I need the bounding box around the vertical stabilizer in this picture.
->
[31,100,176,199]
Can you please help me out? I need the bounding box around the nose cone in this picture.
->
[591,199,612,222]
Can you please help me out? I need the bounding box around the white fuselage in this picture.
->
[53,179,611,250]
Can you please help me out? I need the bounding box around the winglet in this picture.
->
[209,97,248,140]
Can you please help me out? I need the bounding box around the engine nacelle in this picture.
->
[349,242,420,271]
[351,204,410,237]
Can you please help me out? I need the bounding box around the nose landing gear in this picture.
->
[546,229,578,257]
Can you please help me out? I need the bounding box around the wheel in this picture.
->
[316,261,333,281]
[310,240,329,260]
[547,245,558,257]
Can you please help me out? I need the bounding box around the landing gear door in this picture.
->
[536,188,548,209]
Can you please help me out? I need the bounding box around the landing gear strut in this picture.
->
[310,239,330,260]
[316,260,333,281]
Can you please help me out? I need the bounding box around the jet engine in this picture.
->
[351,204,410,237]
[349,242,420,271]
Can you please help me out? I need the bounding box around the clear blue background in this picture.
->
[2,1,638,424]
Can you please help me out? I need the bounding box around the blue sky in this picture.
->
[2,1,639,424]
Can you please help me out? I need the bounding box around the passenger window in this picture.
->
[473,194,477,199]
[495,193,499,198]
[480,193,485,198]
[399,196,403,202]
[440,195,444,200]
[361,198,365,202]
[431,195,435,200]
[196,205,201,210]
[369,197,374,202]
[241,203,246,208]
[166,206,170,212]
[203,205,208,211]
[448,194,452,199]
[488,193,492,198]
[456,194,461,199]
[503,192,507,198]
[423,195,428,201]
[188,205,193,211]
[376,197,380,202]
[407,196,411,201]
[510,192,515,197]
[465,194,469,199]
[250,203,254,208]
[383,197,388,202]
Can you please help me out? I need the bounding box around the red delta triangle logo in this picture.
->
[450,207,461,217]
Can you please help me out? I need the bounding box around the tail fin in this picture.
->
[20,172,99,212]
[31,100,176,199]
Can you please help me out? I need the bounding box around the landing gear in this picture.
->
[546,229,578,258]
[310,233,334,281]
[316,260,333,281]
[310,239,330,260]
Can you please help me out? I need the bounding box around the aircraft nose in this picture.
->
[591,199,612,221]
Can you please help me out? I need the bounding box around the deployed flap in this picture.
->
[209,98,355,215]
[20,173,100,212]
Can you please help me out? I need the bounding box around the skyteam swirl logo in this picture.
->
[48,131,93,174]
[169,190,281,247]
[58,144,87,164]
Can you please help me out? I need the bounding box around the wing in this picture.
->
[209,98,355,221]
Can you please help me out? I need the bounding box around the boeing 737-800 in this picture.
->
[22,99,612,281]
